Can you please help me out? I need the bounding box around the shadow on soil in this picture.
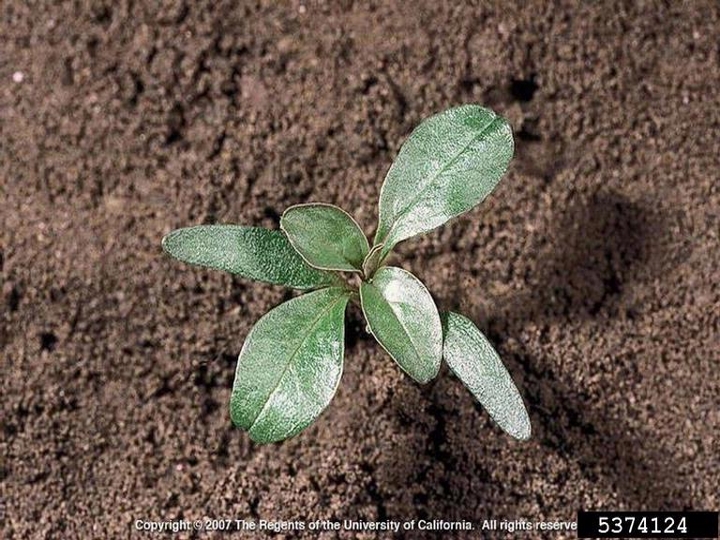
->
[375,192,693,531]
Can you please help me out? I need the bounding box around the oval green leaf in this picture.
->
[281,203,369,272]
[360,267,441,383]
[441,311,531,441]
[230,287,350,444]
[162,225,339,290]
[374,105,514,256]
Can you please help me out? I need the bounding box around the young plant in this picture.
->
[163,105,531,444]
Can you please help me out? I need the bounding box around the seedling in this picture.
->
[163,105,531,444]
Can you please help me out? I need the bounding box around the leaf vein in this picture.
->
[247,293,346,433]
[384,115,503,244]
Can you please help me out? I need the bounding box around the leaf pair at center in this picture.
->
[282,204,443,384]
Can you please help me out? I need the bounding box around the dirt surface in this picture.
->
[2,1,719,538]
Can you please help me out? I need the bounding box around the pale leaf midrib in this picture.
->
[390,300,425,368]
[383,115,502,245]
[247,293,346,432]
[369,288,425,374]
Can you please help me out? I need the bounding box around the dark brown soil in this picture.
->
[2,2,719,539]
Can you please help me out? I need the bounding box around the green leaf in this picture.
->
[162,225,339,290]
[361,243,385,278]
[230,287,350,444]
[280,203,369,272]
[441,311,531,441]
[374,105,514,257]
[360,267,441,383]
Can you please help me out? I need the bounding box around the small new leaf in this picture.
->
[374,105,514,257]
[230,287,350,444]
[441,311,531,441]
[162,225,338,290]
[361,244,385,278]
[360,267,441,383]
[281,203,369,272]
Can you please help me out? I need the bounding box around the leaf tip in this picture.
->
[513,414,532,441]
[248,432,272,445]
[413,368,439,385]
[160,229,177,254]
[161,228,191,260]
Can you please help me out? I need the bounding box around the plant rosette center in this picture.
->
[162,105,530,444]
